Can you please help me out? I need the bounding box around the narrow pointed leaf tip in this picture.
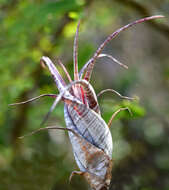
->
[73,20,80,81]
[150,15,165,19]
[40,56,47,69]
[136,15,165,23]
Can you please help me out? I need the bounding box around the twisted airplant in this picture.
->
[10,15,164,190]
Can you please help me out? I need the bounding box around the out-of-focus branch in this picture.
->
[11,14,72,151]
[0,0,18,10]
[115,0,169,40]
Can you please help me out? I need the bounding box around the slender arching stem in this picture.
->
[97,89,134,100]
[79,53,128,79]
[19,126,79,139]
[108,107,132,128]
[83,15,164,81]
[57,58,72,83]
[9,94,57,106]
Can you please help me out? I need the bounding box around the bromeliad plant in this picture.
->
[10,15,164,190]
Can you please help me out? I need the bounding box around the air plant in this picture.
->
[10,15,164,190]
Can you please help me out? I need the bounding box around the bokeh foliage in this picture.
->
[0,0,169,189]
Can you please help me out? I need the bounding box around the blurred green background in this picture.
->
[0,0,169,189]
